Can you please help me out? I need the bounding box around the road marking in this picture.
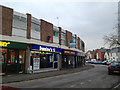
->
[113,83,120,89]
[70,84,76,87]
[88,80,92,82]
[80,82,84,85]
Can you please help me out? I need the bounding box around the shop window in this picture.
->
[19,50,25,73]
[19,50,25,64]
[8,50,18,64]
[0,48,7,64]
[0,48,7,74]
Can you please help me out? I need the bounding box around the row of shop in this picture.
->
[0,41,85,75]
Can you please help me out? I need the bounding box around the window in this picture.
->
[61,40,66,46]
[13,15,27,30]
[76,39,78,48]
[1,48,7,74]
[31,22,40,32]
[61,32,66,45]
[61,32,66,39]
[31,17,41,40]
[8,49,18,64]
[53,30,59,37]
[19,50,25,64]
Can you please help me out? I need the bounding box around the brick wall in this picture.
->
[66,30,72,47]
[27,13,31,39]
[75,34,77,49]
[1,5,13,36]
[58,27,61,45]
[40,19,53,43]
[82,41,85,52]
[78,37,80,50]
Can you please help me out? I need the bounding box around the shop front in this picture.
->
[30,44,60,72]
[76,52,85,67]
[0,41,27,75]
[61,49,76,69]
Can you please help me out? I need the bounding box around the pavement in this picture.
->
[2,64,94,84]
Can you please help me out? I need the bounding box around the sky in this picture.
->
[0,0,118,52]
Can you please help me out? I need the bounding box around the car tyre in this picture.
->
[108,71,112,75]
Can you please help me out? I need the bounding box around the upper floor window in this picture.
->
[31,17,41,40]
[31,17,40,32]
[61,32,66,40]
[53,30,59,37]
[12,11,27,38]
[61,32,66,46]
[13,14,27,30]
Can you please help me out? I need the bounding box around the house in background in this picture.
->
[104,49,110,60]
[93,48,107,61]
[109,47,120,61]
[86,50,94,60]
[86,48,107,62]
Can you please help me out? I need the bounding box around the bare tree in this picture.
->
[103,33,118,48]
[103,24,119,48]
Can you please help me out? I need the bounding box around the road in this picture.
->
[2,64,120,88]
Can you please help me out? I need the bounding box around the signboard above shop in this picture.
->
[62,49,76,55]
[77,52,85,56]
[0,41,27,49]
[69,40,76,48]
[31,44,61,53]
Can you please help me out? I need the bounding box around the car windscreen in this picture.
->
[110,62,120,66]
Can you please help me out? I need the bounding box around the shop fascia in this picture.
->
[31,44,60,53]
[62,49,76,55]
[0,41,10,47]
[40,46,54,52]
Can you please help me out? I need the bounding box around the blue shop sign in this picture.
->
[77,51,85,56]
[31,44,61,53]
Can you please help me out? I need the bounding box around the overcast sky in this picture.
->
[0,0,118,52]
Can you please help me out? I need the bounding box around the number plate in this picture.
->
[114,71,119,73]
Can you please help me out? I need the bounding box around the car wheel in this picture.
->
[108,71,112,75]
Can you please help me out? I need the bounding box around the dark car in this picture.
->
[108,61,120,75]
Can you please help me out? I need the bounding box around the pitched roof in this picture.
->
[100,48,106,53]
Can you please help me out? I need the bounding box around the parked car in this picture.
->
[94,61,103,64]
[103,60,113,65]
[108,61,120,75]
[91,59,96,63]
[86,61,93,63]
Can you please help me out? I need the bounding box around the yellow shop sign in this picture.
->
[0,41,10,47]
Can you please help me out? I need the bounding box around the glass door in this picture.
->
[18,50,25,73]
[6,49,18,75]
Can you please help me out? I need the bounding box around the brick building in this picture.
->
[86,48,107,62]
[0,5,85,75]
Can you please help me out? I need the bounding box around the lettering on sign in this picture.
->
[64,51,70,54]
[39,46,55,52]
[0,41,10,47]
[71,52,75,54]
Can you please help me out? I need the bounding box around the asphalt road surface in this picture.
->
[2,64,120,88]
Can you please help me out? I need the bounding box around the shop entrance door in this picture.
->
[6,49,25,75]
[6,49,18,75]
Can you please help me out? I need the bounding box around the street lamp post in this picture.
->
[118,2,120,61]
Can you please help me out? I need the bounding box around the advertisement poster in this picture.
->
[33,58,40,70]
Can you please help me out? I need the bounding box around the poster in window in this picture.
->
[33,58,40,70]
